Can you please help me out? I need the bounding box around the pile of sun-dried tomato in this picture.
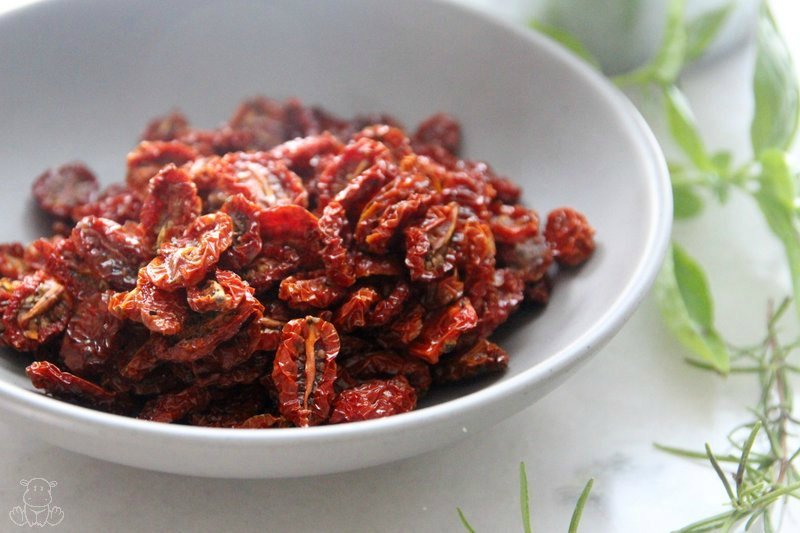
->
[0,97,594,427]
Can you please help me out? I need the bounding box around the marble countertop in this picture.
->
[2,2,800,532]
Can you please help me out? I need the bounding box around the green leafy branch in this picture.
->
[536,0,800,371]
[616,0,800,528]
[617,0,800,529]
[648,0,799,375]
[528,0,800,530]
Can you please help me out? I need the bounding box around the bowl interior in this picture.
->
[0,1,666,431]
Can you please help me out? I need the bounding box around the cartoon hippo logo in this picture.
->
[9,478,63,527]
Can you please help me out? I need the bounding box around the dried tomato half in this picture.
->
[139,164,202,249]
[146,212,234,290]
[186,269,249,314]
[141,110,190,142]
[279,272,347,310]
[272,317,339,426]
[2,271,72,352]
[333,287,380,332]
[0,243,29,280]
[316,137,392,211]
[108,271,188,336]
[341,351,431,394]
[61,291,122,375]
[71,184,142,224]
[544,207,596,267]
[489,203,539,245]
[220,194,263,270]
[126,140,198,195]
[156,278,262,363]
[70,216,149,291]
[32,163,99,219]
[329,376,417,424]
[412,113,462,155]
[432,339,509,384]
[139,385,211,423]
[404,202,459,281]
[408,298,478,364]
[27,361,129,414]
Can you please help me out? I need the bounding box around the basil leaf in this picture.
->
[529,20,601,69]
[710,151,733,175]
[651,0,688,84]
[672,244,713,327]
[754,150,800,320]
[655,243,730,374]
[664,85,713,171]
[685,3,733,62]
[751,7,799,155]
[672,183,704,219]
[759,149,796,208]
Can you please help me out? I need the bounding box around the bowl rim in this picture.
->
[0,0,672,446]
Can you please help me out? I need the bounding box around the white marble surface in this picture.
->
[1,1,800,532]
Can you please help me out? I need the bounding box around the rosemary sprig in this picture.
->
[657,300,800,531]
[457,462,594,532]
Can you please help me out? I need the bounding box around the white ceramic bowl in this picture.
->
[0,0,671,478]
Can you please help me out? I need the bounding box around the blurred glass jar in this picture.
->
[456,0,759,74]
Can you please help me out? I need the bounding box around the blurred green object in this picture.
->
[459,0,758,74]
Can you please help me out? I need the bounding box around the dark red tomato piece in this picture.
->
[139,385,211,423]
[186,269,249,314]
[258,205,319,244]
[146,212,234,290]
[342,351,431,394]
[220,194,263,270]
[228,96,285,150]
[27,361,129,414]
[139,164,202,250]
[412,113,461,155]
[156,285,262,363]
[61,291,123,375]
[126,140,198,195]
[272,316,339,427]
[108,271,188,336]
[432,339,509,384]
[0,243,29,280]
[70,216,149,291]
[329,376,416,424]
[316,137,392,211]
[32,162,99,218]
[408,298,478,364]
[489,203,539,245]
[544,207,596,266]
[279,272,347,310]
[71,184,143,224]
[238,414,293,429]
[141,110,190,141]
[241,243,304,292]
[404,202,459,281]
[333,287,380,332]
[2,271,73,352]
[477,268,525,337]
